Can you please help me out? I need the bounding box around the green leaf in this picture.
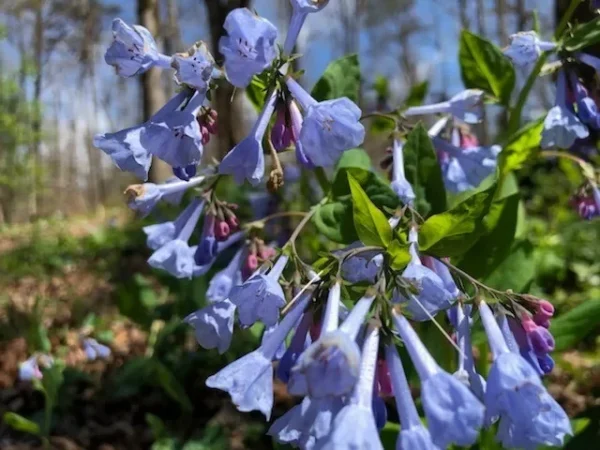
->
[380,422,400,450]
[311,54,361,103]
[483,239,535,292]
[40,362,65,411]
[562,17,600,52]
[313,200,358,243]
[334,148,371,174]
[403,123,447,215]
[499,118,544,175]
[348,173,393,247]
[245,75,267,112]
[152,360,193,412]
[459,30,515,105]
[387,240,411,270]
[404,81,429,107]
[2,412,41,435]
[551,300,600,351]
[419,182,496,257]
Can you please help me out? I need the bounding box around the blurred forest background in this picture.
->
[1,0,600,449]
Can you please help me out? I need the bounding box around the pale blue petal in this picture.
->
[184,300,236,354]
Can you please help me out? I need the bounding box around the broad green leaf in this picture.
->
[499,118,544,175]
[313,200,358,243]
[403,123,447,215]
[152,360,193,412]
[387,239,411,270]
[459,30,515,105]
[335,148,371,174]
[483,239,535,292]
[245,75,267,112]
[348,173,393,247]
[404,81,429,107]
[2,412,40,435]
[419,182,496,257]
[311,54,361,103]
[551,299,600,351]
[40,362,65,412]
[562,16,600,52]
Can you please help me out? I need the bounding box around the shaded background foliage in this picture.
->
[0,0,600,449]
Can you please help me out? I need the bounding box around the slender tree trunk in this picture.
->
[457,0,469,30]
[495,0,508,44]
[475,0,489,144]
[31,0,44,218]
[138,0,171,182]
[204,0,250,158]
[515,0,528,32]
[162,0,184,99]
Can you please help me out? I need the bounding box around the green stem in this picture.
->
[507,0,583,135]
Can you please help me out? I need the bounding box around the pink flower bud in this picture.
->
[226,214,239,230]
[521,315,537,333]
[460,133,479,149]
[533,315,551,329]
[259,245,276,260]
[242,253,259,280]
[201,126,211,145]
[376,359,393,397]
[536,300,555,319]
[214,220,231,241]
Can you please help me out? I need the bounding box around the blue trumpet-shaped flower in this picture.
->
[504,31,556,67]
[337,242,384,284]
[289,285,374,398]
[283,0,330,55]
[194,214,219,266]
[184,299,236,354]
[385,344,440,450]
[404,90,484,124]
[83,338,111,361]
[206,293,311,419]
[393,312,484,448]
[147,199,204,278]
[229,254,290,327]
[479,301,572,449]
[286,77,365,167]
[320,326,383,450]
[206,248,244,303]
[128,174,205,217]
[277,311,312,383]
[219,90,278,185]
[391,139,416,205]
[219,8,277,88]
[541,70,589,149]
[172,41,214,91]
[19,356,43,381]
[570,73,600,130]
[104,18,171,77]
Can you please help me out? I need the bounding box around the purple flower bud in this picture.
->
[537,354,555,374]
[528,326,555,354]
[573,185,600,220]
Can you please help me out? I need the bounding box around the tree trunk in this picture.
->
[30,0,44,218]
[138,0,172,182]
[457,0,469,30]
[204,0,250,158]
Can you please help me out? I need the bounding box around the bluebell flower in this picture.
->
[432,136,500,193]
[391,139,416,205]
[142,91,205,171]
[268,396,344,449]
[184,299,236,354]
[404,90,484,124]
[194,214,219,266]
[576,52,600,73]
[286,77,365,167]
[320,326,383,450]
[394,230,457,320]
[148,199,204,278]
[504,31,556,67]
[277,311,313,383]
[479,301,572,448]
[190,230,245,278]
[574,185,600,219]
[206,248,245,303]
[219,90,278,185]
[336,242,385,284]
[283,0,330,55]
[143,195,203,249]
[228,254,289,327]
[104,18,171,77]
[385,344,440,450]
[82,338,111,361]
[451,304,486,400]
[262,324,287,360]
[218,8,277,88]
[541,70,589,149]
[392,312,484,448]
[372,395,387,431]
[95,91,192,180]
[424,257,461,298]
[570,73,600,130]
[288,286,374,398]
[172,41,214,91]
[206,292,311,419]
[19,356,43,381]
[507,317,545,375]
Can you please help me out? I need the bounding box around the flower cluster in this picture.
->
[93,3,581,450]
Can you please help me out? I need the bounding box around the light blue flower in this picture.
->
[504,31,556,67]
[218,8,277,88]
[289,286,374,398]
[219,90,278,185]
[184,299,236,354]
[286,77,365,167]
[394,230,456,320]
[19,356,43,381]
[172,41,214,91]
[206,292,311,419]
[541,70,589,149]
[393,312,484,448]
[147,199,204,278]
[206,248,245,303]
[404,90,484,124]
[104,18,171,77]
[262,325,287,360]
[320,326,383,450]
[479,301,572,448]
[385,344,440,450]
[229,254,289,327]
[570,72,600,130]
[194,214,219,266]
[433,137,500,193]
[576,52,600,73]
[337,242,384,284]
[283,1,330,55]
[277,311,313,383]
[82,338,111,360]
[391,139,416,205]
